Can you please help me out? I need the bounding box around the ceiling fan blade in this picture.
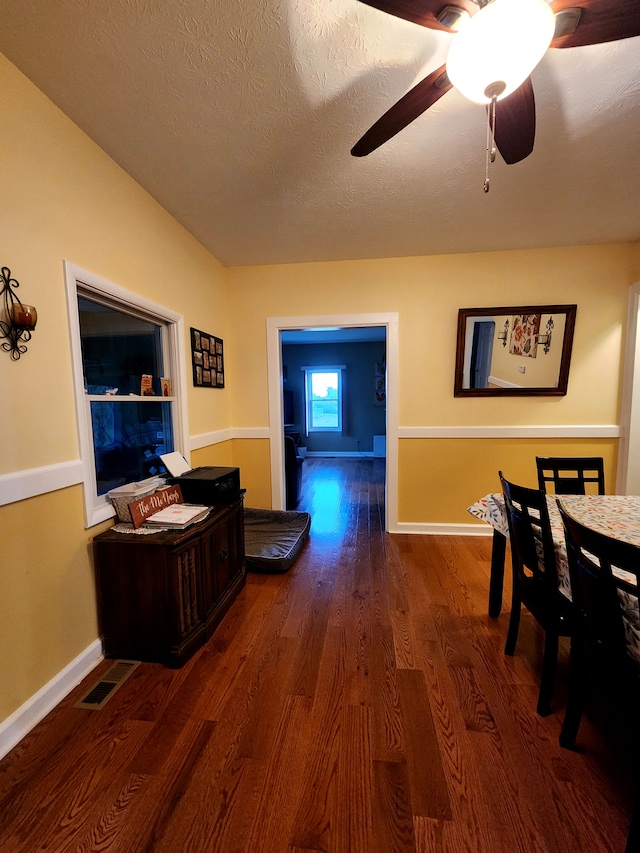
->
[550,0,640,48]
[490,78,536,165]
[351,66,452,157]
[356,0,477,32]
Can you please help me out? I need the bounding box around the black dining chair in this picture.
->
[535,455,605,495]
[556,501,640,852]
[499,472,574,716]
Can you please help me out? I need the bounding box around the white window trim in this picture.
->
[64,261,190,528]
[302,365,346,434]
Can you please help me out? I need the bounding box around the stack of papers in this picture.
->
[143,503,210,529]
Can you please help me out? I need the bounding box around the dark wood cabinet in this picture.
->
[93,497,246,667]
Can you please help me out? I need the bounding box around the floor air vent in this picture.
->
[74,660,141,710]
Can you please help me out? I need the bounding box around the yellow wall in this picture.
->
[230,439,273,509]
[399,438,617,524]
[227,246,631,428]
[0,54,233,478]
[226,246,633,522]
[0,487,111,716]
[1,46,638,733]
[0,54,234,724]
[191,439,272,509]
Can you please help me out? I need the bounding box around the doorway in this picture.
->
[470,320,496,389]
[266,312,399,531]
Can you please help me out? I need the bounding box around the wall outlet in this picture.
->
[519,365,526,373]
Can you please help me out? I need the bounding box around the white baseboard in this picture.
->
[389,521,494,536]
[0,639,103,761]
[306,451,374,458]
[488,375,522,390]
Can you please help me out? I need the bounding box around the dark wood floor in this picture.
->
[0,458,632,852]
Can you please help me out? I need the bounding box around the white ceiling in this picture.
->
[1,0,639,267]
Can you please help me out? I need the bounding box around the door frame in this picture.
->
[618,281,640,493]
[266,312,399,531]
[470,320,496,389]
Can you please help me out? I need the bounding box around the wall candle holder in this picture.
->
[0,266,37,360]
[497,318,510,347]
[537,316,554,355]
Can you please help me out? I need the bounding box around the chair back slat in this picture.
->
[536,456,605,496]
[499,472,573,716]
[499,472,558,593]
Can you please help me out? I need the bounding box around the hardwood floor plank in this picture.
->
[0,717,154,850]
[289,624,347,850]
[413,816,445,852]
[236,635,299,760]
[291,572,336,699]
[390,606,419,670]
[372,759,415,853]
[127,719,217,853]
[396,667,452,821]
[334,704,373,853]
[430,604,497,733]
[370,623,405,763]
[0,458,633,853]
[245,694,313,853]
[191,579,287,721]
[398,577,497,853]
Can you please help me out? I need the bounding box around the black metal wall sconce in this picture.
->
[497,318,510,347]
[537,316,554,355]
[0,266,38,360]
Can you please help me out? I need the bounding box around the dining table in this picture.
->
[467,493,640,617]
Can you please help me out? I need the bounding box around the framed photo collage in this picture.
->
[190,327,224,388]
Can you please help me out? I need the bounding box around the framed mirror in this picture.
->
[454,304,577,397]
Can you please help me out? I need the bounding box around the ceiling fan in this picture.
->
[351,0,640,178]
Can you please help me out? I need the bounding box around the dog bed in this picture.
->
[244,507,311,573]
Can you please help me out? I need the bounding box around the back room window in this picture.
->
[304,367,343,432]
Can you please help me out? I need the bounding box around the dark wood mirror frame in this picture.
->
[454,304,577,397]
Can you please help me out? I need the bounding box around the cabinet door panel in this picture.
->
[213,521,232,594]
[173,544,200,639]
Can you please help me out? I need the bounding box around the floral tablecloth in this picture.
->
[468,492,572,596]
[468,493,640,662]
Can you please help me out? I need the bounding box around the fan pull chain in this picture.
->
[484,95,497,193]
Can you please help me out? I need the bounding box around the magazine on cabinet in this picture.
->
[143,503,210,529]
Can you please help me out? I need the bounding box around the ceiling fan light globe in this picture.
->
[446,0,555,104]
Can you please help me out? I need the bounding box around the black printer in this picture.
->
[169,465,241,507]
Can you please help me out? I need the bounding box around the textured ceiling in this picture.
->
[0,0,639,267]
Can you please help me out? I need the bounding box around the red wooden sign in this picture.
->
[129,485,183,529]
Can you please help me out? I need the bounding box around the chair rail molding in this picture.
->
[0,459,84,507]
[398,425,620,439]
